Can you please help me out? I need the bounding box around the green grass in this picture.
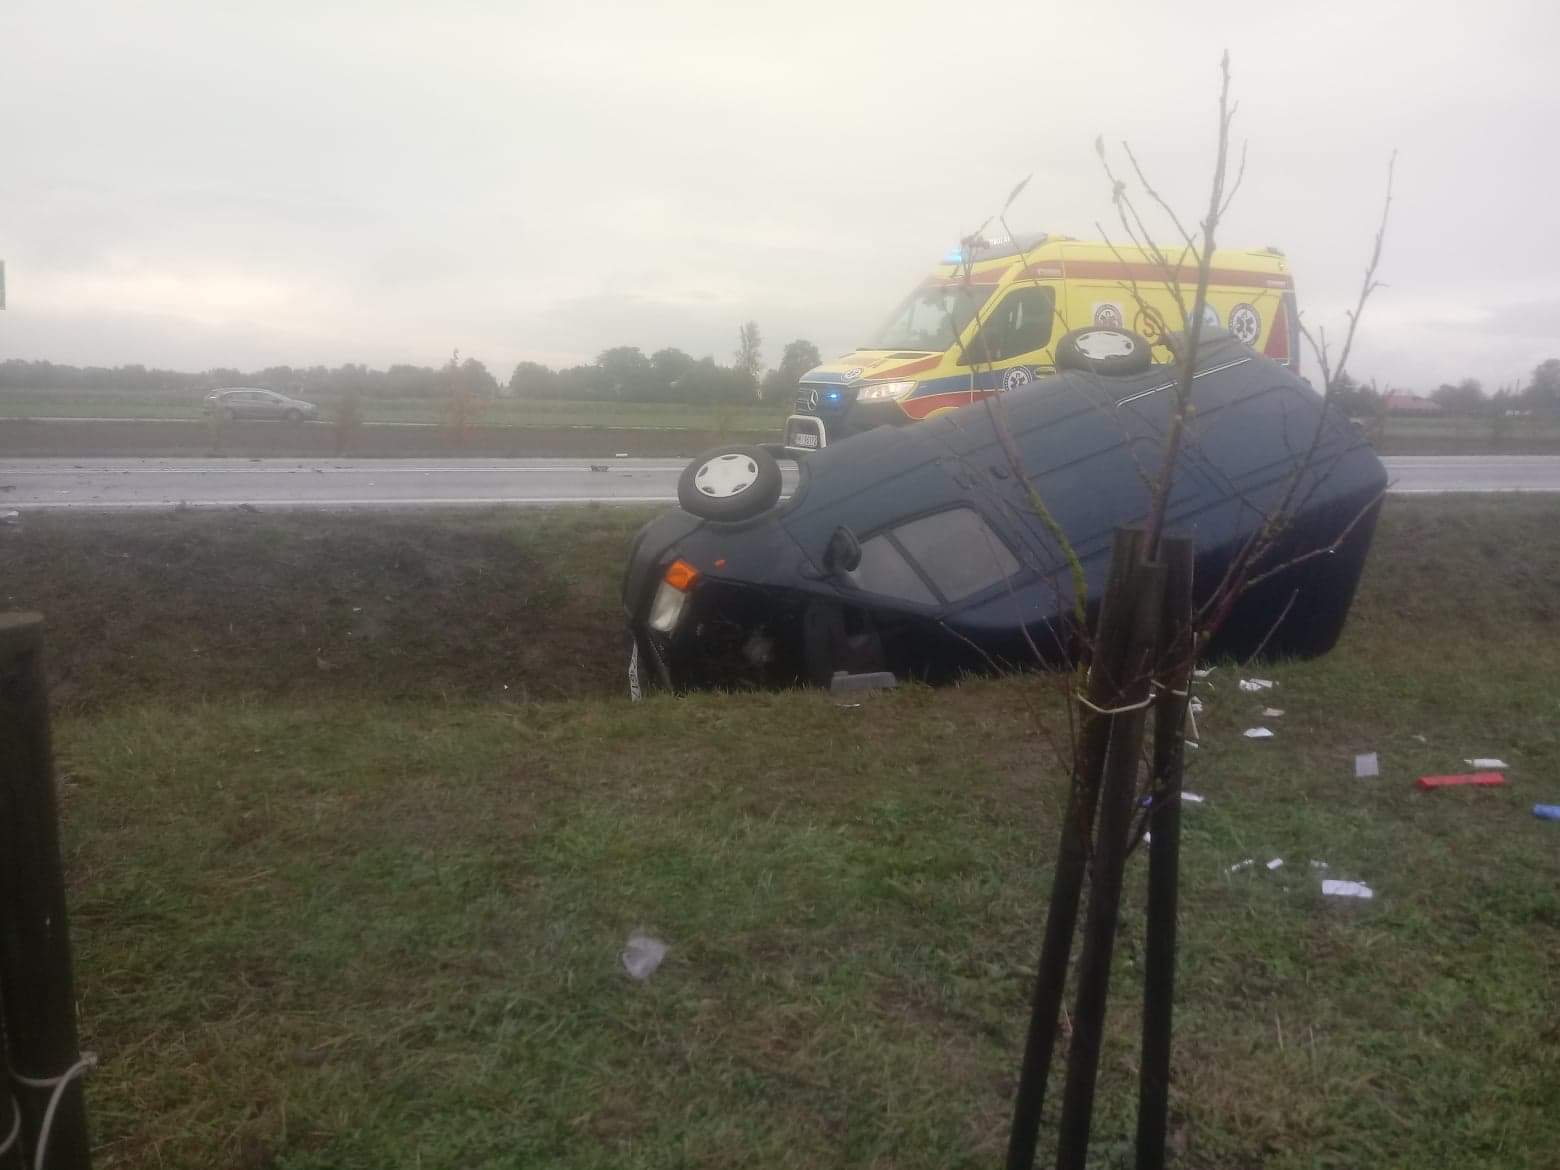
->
[41,497,1560,1168]
[0,388,787,433]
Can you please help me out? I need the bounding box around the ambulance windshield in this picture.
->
[864,283,997,351]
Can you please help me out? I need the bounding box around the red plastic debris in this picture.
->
[1415,772,1506,791]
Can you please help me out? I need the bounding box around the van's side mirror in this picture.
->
[823,526,862,574]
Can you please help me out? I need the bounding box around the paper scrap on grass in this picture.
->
[1322,880,1374,899]
[1239,678,1275,692]
[1310,860,1329,870]
[1464,758,1509,769]
[1229,858,1255,873]
[1263,707,1285,718]
[1267,858,1284,871]
[1244,727,1274,739]
[1183,792,1206,804]
[1416,772,1506,792]
[621,930,668,981]
[1355,752,1380,778]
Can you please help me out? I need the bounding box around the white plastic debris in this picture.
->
[1239,678,1276,693]
[1267,858,1284,871]
[1309,860,1329,870]
[1182,792,1206,804]
[1188,697,1204,715]
[1184,740,1199,750]
[1321,880,1374,900]
[1229,858,1255,873]
[1464,758,1509,769]
[1243,727,1275,739]
[1262,707,1285,718]
[830,670,898,694]
[1355,752,1380,778]
[621,930,667,981]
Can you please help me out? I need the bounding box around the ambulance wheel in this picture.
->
[1055,327,1153,376]
[678,444,783,521]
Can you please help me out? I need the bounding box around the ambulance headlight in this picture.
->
[856,380,918,403]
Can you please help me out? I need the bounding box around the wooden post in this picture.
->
[1053,555,1166,1170]
[0,614,92,1169]
[1006,529,1144,1170]
[1136,536,1195,1170]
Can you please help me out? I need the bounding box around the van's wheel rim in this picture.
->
[695,453,760,498]
[1074,330,1137,360]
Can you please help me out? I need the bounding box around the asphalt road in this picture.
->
[1,455,1557,511]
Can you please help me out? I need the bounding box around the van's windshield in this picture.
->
[863,283,997,351]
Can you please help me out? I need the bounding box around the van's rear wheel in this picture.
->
[678,445,782,521]
[1055,327,1153,376]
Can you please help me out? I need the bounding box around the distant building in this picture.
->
[1382,392,1443,415]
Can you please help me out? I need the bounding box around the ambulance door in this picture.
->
[958,283,1059,400]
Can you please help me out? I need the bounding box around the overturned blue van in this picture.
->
[623,328,1387,694]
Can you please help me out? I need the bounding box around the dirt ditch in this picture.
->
[1,508,649,713]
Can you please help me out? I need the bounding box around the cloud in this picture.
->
[1,0,1556,390]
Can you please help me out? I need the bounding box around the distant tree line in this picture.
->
[0,356,502,401]
[509,335,822,404]
[0,325,827,407]
[1326,359,1560,417]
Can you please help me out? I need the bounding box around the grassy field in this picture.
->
[0,387,788,433]
[1367,413,1560,453]
[9,497,1560,1168]
[8,388,1560,455]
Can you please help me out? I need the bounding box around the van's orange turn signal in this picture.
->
[663,560,700,591]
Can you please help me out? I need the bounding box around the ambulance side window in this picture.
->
[961,286,1056,364]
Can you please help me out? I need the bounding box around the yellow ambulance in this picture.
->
[783,232,1298,453]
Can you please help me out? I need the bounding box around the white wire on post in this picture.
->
[0,1101,20,1161]
[11,1052,97,1170]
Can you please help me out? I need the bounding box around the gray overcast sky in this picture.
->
[2,0,1556,391]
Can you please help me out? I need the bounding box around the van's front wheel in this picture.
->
[1054,327,1153,376]
[677,445,783,521]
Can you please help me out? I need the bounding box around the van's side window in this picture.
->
[963,286,1056,365]
[891,508,1021,602]
[847,536,938,605]
[847,508,1021,606]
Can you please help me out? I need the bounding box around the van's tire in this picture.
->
[678,445,783,521]
[1055,327,1153,376]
